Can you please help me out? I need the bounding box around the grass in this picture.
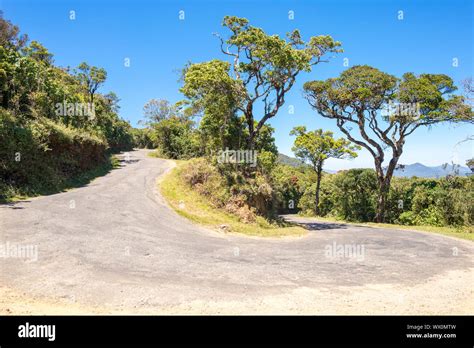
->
[159,161,473,241]
[0,155,120,203]
[299,214,474,242]
[147,150,161,158]
[159,161,306,237]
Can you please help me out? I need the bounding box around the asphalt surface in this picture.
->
[1,149,473,313]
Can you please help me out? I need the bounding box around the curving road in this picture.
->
[1,150,473,314]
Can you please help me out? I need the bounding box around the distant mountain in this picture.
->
[277,153,336,173]
[277,154,472,178]
[391,163,472,178]
[277,153,304,167]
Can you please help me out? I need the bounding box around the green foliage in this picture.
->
[271,164,315,213]
[272,163,473,228]
[142,99,175,124]
[180,60,245,153]
[466,158,474,172]
[74,62,107,103]
[0,14,134,200]
[290,126,359,214]
[0,109,107,199]
[132,128,157,149]
[387,176,474,227]
[304,65,473,222]
[181,16,342,150]
[151,116,201,159]
[290,127,359,167]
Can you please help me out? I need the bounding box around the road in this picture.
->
[1,150,473,314]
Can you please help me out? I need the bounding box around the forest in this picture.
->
[1,13,473,232]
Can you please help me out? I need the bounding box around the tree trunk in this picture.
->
[374,155,399,223]
[314,164,322,215]
[375,180,388,223]
[245,108,255,151]
[247,132,255,151]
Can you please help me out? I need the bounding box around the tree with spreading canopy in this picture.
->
[290,126,359,215]
[75,62,107,103]
[142,98,175,125]
[0,11,28,49]
[303,65,473,222]
[181,16,342,151]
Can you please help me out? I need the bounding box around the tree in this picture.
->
[467,158,474,173]
[182,16,342,151]
[290,126,359,215]
[151,116,200,159]
[75,62,107,103]
[104,92,120,113]
[181,60,243,152]
[0,11,28,49]
[22,41,53,65]
[462,77,473,103]
[304,65,473,222]
[142,98,175,124]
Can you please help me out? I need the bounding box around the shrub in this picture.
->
[0,109,108,199]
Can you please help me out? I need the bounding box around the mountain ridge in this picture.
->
[277,153,472,178]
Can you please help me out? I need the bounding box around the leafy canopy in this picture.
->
[290,126,359,170]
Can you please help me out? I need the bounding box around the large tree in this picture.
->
[0,11,28,49]
[290,126,359,215]
[142,98,176,125]
[304,65,473,222]
[182,16,342,151]
[75,62,107,103]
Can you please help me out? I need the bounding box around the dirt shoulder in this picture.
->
[2,268,472,315]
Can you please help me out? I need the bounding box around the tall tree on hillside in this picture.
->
[180,60,244,152]
[104,92,120,113]
[142,98,175,124]
[75,62,107,103]
[182,16,342,151]
[304,65,473,222]
[290,126,359,215]
[0,11,28,49]
[22,41,53,65]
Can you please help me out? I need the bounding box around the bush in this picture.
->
[182,158,230,207]
[326,169,378,221]
[0,109,108,199]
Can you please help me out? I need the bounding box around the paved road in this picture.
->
[1,150,473,314]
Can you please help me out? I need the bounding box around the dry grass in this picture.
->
[159,161,306,237]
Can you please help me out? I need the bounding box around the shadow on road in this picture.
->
[0,152,129,207]
[280,214,349,231]
[118,158,140,166]
[295,222,349,231]
[0,200,31,209]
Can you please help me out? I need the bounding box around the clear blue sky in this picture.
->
[2,0,473,169]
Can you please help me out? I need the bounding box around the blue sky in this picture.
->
[2,0,473,169]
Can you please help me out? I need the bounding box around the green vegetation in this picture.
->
[142,16,342,229]
[2,12,472,240]
[0,13,134,201]
[304,65,473,222]
[290,126,359,215]
[137,16,473,238]
[302,215,474,242]
[180,15,342,151]
[159,161,305,237]
[279,167,473,229]
[160,158,473,240]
